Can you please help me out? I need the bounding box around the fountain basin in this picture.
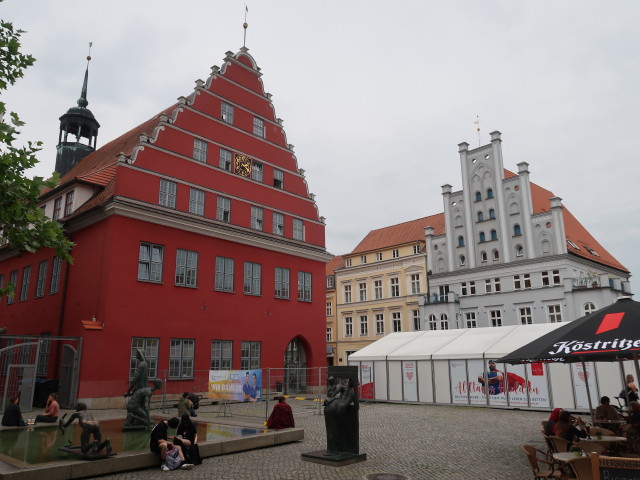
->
[0,417,303,480]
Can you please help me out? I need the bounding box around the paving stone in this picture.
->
[78,400,546,480]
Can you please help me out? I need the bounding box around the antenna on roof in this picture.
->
[243,5,249,48]
[474,115,481,147]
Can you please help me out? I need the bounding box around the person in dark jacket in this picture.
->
[266,396,295,429]
[1,395,26,427]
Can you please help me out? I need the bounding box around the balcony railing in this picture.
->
[572,277,600,289]
[423,293,460,305]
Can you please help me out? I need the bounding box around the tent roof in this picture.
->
[387,329,463,360]
[349,324,570,362]
[348,332,423,361]
[484,323,565,358]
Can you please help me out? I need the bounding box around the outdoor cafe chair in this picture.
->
[565,456,593,480]
[549,435,572,453]
[589,426,615,436]
[522,444,567,480]
[541,431,557,455]
[575,439,606,456]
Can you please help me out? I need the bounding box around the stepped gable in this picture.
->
[350,213,445,255]
[326,255,345,275]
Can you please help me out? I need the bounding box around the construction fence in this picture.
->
[152,367,329,421]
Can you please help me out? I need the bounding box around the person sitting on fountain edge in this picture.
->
[150,417,193,470]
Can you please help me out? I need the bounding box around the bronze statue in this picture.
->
[59,403,112,455]
[124,348,159,428]
[125,378,162,426]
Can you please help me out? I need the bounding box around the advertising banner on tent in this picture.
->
[468,359,487,405]
[506,364,529,407]
[208,369,262,402]
[450,360,469,404]
[359,362,374,399]
[487,361,508,407]
[402,361,418,402]
[527,362,550,408]
[572,362,598,410]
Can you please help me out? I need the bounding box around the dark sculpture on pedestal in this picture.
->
[123,348,160,429]
[301,366,366,466]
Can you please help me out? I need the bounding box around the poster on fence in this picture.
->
[359,362,374,400]
[208,369,262,402]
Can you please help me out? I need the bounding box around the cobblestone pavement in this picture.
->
[80,400,545,480]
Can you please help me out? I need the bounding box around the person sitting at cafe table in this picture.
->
[595,396,621,421]
[545,407,562,436]
[625,401,640,438]
[555,410,588,444]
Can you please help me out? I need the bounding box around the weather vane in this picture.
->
[474,115,481,147]
[243,5,249,48]
[87,42,93,65]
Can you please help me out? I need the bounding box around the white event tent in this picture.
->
[348,324,633,412]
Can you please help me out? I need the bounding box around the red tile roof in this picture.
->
[350,213,445,255]
[326,255,344,275]
[41,107,176,217]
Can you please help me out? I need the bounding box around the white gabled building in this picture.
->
[421,131,631,330]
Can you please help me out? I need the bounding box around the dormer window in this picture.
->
[53,197,62,220]
[64,191,74,217]
[567,240,580,250]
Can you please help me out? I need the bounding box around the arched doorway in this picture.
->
[284,337,306,395]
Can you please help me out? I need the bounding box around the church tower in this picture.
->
[54,52,100,176]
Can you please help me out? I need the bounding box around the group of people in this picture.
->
[150,414,201,471]
[543,374,640,445]
[1,392,59,427]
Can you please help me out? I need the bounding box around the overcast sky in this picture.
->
[3,1,639,287]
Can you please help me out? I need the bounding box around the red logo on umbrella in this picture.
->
[595,312,625,335]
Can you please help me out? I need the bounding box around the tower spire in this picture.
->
[78,42,92,108]
[243,5,248,48]
[55,42,100,177]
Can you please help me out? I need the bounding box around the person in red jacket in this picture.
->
[266,396,295,429]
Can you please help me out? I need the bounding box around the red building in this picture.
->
[0,47,330,407]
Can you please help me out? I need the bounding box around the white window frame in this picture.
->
[375,252,383,261]
[375,313,384,334]
[251,206,264,231]
[35,260,48,298]
[221,101,234,124]
[490,309,502,327]
[519,306,533,325]
[465,312,477,328]
[344,284,352,303]
[220,148,232,171]
[547,304,562,323]
[344,317,353,337]
[390,277,400,297]
[293,218,304,241]
[64,191,74,217]
[392,311,402,332]
[410,274,420,294]
[326,302,332,316]
[275,267,290,299]
[272,212,284,236]
[412,310,421,331]
[211,340,232,370]
[159,179,177,208]
[193,138,207,163]
[215,256,234,292]
[274,169,284,189]
[217,196,231,222]
[169,338,194,379]
[359,315,368,336]
[175,249,198,287]
[374,279,383,299]
[138,242,163,283]
[251,161,263,182]
[358,282,367,302]
[392,249,399,259]
[50,257,62,294]
[243,262,262,296]
[253,117,265,137]
[297,271,312,302]
[189,188,205,216]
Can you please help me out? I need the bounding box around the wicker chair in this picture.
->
[549,435,572,453]
[565,456,593,480]
[575,439,606,455]
[522,444,567,480]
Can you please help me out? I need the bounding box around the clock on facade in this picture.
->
[234,154,251,177]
